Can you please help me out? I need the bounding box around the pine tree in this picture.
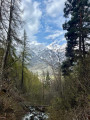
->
[21,30,31,89]
[0,0,2,22]
[62,0,90,75]
[0,0,7,45]
[46,71,51,87]
[1,0,22,80]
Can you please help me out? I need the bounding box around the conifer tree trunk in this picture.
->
[21,30,26,89]
[1,0,13,83]
[79,1,86,59]
[82,37,85,58]
[79,0,85,59]
[79,34,82,58]
[0,0,3,22]
[1,0,13,81]
[79,2,82,59]
[21,52,24,89]
[42,82,45,103]
[2,0,13,68]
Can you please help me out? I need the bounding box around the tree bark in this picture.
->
[1,0,13,83]
[0,0,3,22]
[21,55,24,89]
[21,30,26,89]
[82,37,85,58]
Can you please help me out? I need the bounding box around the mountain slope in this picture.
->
[29,43,66,76]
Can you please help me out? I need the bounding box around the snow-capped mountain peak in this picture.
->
[29,41,66,76]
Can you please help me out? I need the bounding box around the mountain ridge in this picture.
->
[29,43,66,76]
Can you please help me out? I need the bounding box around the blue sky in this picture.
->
[22,0,67,47]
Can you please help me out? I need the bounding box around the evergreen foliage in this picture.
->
[21,30,31,89]
[62,0,90,75]
[45,71,51,87]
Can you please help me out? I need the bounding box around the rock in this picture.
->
[23,107,48,120]
[31,115,34,120]
[34,116,39,120]
[39,116,43,120]
[25,118,28,120]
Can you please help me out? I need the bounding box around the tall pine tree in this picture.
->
[62,0,90,75]
[21,30,31,89]
[1,0,22,79]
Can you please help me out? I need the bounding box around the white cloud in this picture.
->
[29,40,46,54]
[30,40,41,46]
[22,0,42,36]
[26,0,31,2]
[46,30,65,40]
[21,0,66,49]
[45,0,66,17]
[45,25,53,33]
[53,16,65,28]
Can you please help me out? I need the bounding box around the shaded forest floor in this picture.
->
[0,83,29,120]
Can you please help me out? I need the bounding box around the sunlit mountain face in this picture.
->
[29,42,66,76]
